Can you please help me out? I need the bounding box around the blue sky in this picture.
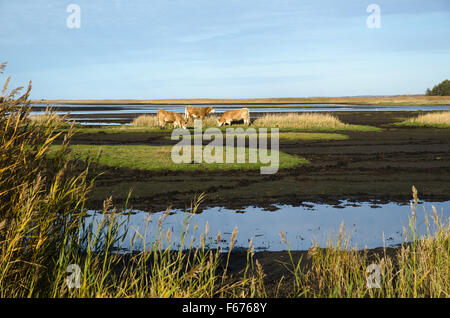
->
[1,0,449,99]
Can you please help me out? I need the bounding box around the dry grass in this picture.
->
[28,112,64,126]
[187,114,220,128]
[252,113,349,130]
[133,114,220,128]
[131,114,159,127]
[31,95,450,106]
[399,111,450,127]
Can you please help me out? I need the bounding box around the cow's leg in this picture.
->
[160,119,167,129]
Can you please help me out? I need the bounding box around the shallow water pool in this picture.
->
[86,200,449,252]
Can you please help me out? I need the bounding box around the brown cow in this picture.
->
[185,106,215,121]
[217,108,250,126]
[157,109,187,129]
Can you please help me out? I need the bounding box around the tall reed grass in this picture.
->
[252,113,349,129]
[399,111,450,127]
[132,114,159,127]
[27,109,64,126]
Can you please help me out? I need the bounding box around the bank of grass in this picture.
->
[252,113,381,131]
[48,144,308,171]
[278,132,349,141]
[132,114,220,129]
[130,113,379,132]
[132,114,159,127]
[168,132,349,142]
[395,111,450,128]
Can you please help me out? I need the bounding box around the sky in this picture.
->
[1,0,449,99]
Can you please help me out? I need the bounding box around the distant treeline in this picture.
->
[426,79,450,96]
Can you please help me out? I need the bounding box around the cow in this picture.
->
[217,108,250,126]
[157,109,187,129]
[185,106,215,121]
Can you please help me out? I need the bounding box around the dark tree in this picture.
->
[426,79,450,96]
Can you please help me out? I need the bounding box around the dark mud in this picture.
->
[64,111,450,212]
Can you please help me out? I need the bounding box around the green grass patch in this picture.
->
[278,132,349,141]
[165,131,349,141]
[394,122,450,128]
[49,144,308,171]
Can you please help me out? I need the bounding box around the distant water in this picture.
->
[29,103,450,125]
[86,200,449,252]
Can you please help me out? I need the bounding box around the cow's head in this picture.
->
[217,117,225,127]
[180,118,187,129]
[207,106,215,114]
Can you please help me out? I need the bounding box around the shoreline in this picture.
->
[31,95,450,106]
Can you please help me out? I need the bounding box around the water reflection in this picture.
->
[87,200,449,252]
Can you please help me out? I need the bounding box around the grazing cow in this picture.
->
[157,109,187,129]
[217,108,250,126]
[185,106,215,121]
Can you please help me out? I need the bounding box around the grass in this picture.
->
[165,131,349,142]
[252,113,381,131]
[132,114,159,127]
[278,132,348,141]
[132,114,220,129]
[395,111,450,128]
[48,144,308,171]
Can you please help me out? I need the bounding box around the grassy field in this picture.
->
[32,95,450,106]
[167,131,350,141]
[48,144,308,171]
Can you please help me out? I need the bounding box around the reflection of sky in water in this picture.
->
[87,200,449,252]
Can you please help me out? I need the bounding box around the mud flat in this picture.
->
[61,111,450,211]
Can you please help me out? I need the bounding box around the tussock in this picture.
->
[403,111,450,127]
[252,113,349,129]
[131,114,159,127]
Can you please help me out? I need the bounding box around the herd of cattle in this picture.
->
[157,106,249,129]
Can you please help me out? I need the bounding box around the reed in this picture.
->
[398,111,450,128]
[131,114,159,128]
